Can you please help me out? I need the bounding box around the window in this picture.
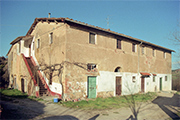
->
[87,63,97,71]
[49,32,53,44]
[117,39,121,49]
[165,76,167,81]
[132,76,136,83]
[37,39,40,48]
[114,67,121,72]
[152,49,155,57]
[142,46,145,55]
[19,41,21,53]
[132,43,136,52]
[153,76,156,82]
[33,41,35,50]
[89,32,96,44]
[164,52,166,59]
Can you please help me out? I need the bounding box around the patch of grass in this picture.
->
[61,92,157,110]
[176,91,180,95]
[0,88,28,98]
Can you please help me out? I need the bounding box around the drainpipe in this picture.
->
[138,42,143,74]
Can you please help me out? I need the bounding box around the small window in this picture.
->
[163,52,166,59]
[37,39,40,48]
[49,32,53,44]
[89,33,96,44]
[114,67,121,72]
[142,46,145,55]
[19,41,21,53]
[153,76,156,82]
[117,39,121,49]
[132,76,136,83]
[87,63,97,71]
[33,41,35,50]
[165,76,167,81]
[152,49,155,57]
[132,43,136,52]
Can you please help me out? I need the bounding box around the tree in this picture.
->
[169,21,180,91]
[169,22,180,68]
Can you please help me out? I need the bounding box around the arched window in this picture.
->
[114,67,121,72]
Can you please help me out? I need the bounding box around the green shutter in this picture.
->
[88,76,96,98]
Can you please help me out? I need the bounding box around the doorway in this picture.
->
[88,76,96,98]
[159,77,162,91]
[21,78,25,93]
[141,77,145,92]
[116,76,122,95]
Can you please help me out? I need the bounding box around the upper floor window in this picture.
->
[142,46,145,55]
[49,32,53,44]
[132,43,136,52]
[19,41,21,53]
[89,32,96,44]
[33,41,35,50]
[152,49,155,57]
[117,39,121,49]
[163,52,166,59]
[37,39,40,48]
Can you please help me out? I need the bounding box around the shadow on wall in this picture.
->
[152,93,180,119]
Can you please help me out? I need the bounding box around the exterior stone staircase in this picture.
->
[26,57,48,96]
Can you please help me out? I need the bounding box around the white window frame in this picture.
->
[37,39,40,48]
[49,32,53,44]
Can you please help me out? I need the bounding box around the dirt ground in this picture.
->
[1,91,180,120]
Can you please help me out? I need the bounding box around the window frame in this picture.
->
[89,32,96,44]
[142,46,145,55]
[117,39,121,49]
[87,63,97,71]
[152,49,155,57]
[163,52,166,59]
[49,32,53,44]
[132,43,136,52]
[19,41,21,53]
[37,39,40,48]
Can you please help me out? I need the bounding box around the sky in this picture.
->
[0,0,180,69]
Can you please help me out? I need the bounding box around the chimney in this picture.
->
[48,13,51,18]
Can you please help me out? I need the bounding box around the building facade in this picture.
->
[7,18,174,100]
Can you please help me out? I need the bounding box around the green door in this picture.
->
[160,77,162,91]
[88,76,96,98]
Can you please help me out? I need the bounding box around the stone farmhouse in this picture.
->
[7,17,174,100]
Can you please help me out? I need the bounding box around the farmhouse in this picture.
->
[7,17,174,100]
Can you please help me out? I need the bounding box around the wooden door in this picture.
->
[160,77,162,91]
[141,77,145,92]
[88,76,96,98]
[21,78,25,93]
[116,76,122,95]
